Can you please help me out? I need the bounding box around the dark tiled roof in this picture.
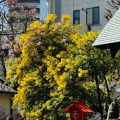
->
[0,79,17,94]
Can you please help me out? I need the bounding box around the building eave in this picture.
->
[93,8,120,57]
[0,91,17,94]
[0,81,17,94]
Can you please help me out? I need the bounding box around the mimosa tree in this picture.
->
[5,14,120,120]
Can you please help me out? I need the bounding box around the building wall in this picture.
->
[0,93,12,119]
[48,0,117,31]
[40,0,48,21]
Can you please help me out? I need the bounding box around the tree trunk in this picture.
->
[1,56,6,79]
[95,74,103,120]
[103,76,111,104]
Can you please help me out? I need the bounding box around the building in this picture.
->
[0,79,17,119]
[48,0,117,31]
[17,0,48,21]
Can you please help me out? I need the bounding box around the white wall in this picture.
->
[48,0,117,31]
[0,93,12,119]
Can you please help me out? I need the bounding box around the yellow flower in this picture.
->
[7,70,13,76]
[61,15,71,22]
[6,60,13,67]
[15,58,21,63]
[47,105,52,110]
[21,110,25,118]
[29,20,41,29]
[35,110,42,117]
[35,80,40,86]
[46,14,57,23]
[73,24,82,29]
[46,100,50,105]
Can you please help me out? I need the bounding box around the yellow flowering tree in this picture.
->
[5,14,120,120]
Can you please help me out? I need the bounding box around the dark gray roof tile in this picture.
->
[0,81,17,94]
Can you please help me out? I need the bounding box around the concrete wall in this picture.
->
[0,93,12,119]
[48,0,117,31]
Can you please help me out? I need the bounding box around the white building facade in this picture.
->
[48,0,117,31]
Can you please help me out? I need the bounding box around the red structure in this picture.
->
[63,101,94,120]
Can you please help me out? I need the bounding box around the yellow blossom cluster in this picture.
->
[5,14,100,119]
[82,81,96,91]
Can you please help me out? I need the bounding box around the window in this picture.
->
[73,10,80,25]
[86,7,99,25]
[18,0,40,3]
